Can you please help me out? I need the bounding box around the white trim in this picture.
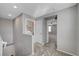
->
[40,42,45,45]
[56,49,77,56]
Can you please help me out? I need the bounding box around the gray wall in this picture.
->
[42,19,48,43]
[33,19,43,44]
[56,6,77,55]
[33,17,47,45]
[37,5,77,55]
[13,15,32,56]
[76,4,79,55]
[0,18,15,56]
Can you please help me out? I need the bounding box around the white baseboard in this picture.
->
[56,49,76,56]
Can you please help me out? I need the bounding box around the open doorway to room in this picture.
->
[47,15,57,50]
[48,24,57,49]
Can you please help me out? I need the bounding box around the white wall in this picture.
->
[0,18,15,56]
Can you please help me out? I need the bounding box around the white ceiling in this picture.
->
[0,3,76,19]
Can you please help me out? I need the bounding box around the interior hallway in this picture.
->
[34,24,71,56]
[0,3,79,56]
[34,36,71,56]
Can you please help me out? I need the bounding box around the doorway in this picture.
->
[47,15,57,49]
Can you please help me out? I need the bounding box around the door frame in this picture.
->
[46,19,57,49]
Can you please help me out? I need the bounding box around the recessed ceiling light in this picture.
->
[8,14,12,17]
[13,5,18,9]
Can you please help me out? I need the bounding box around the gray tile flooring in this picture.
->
[34,33,71,56]
[34,42,71,56]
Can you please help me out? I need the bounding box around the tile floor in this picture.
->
[34,33,71,56]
